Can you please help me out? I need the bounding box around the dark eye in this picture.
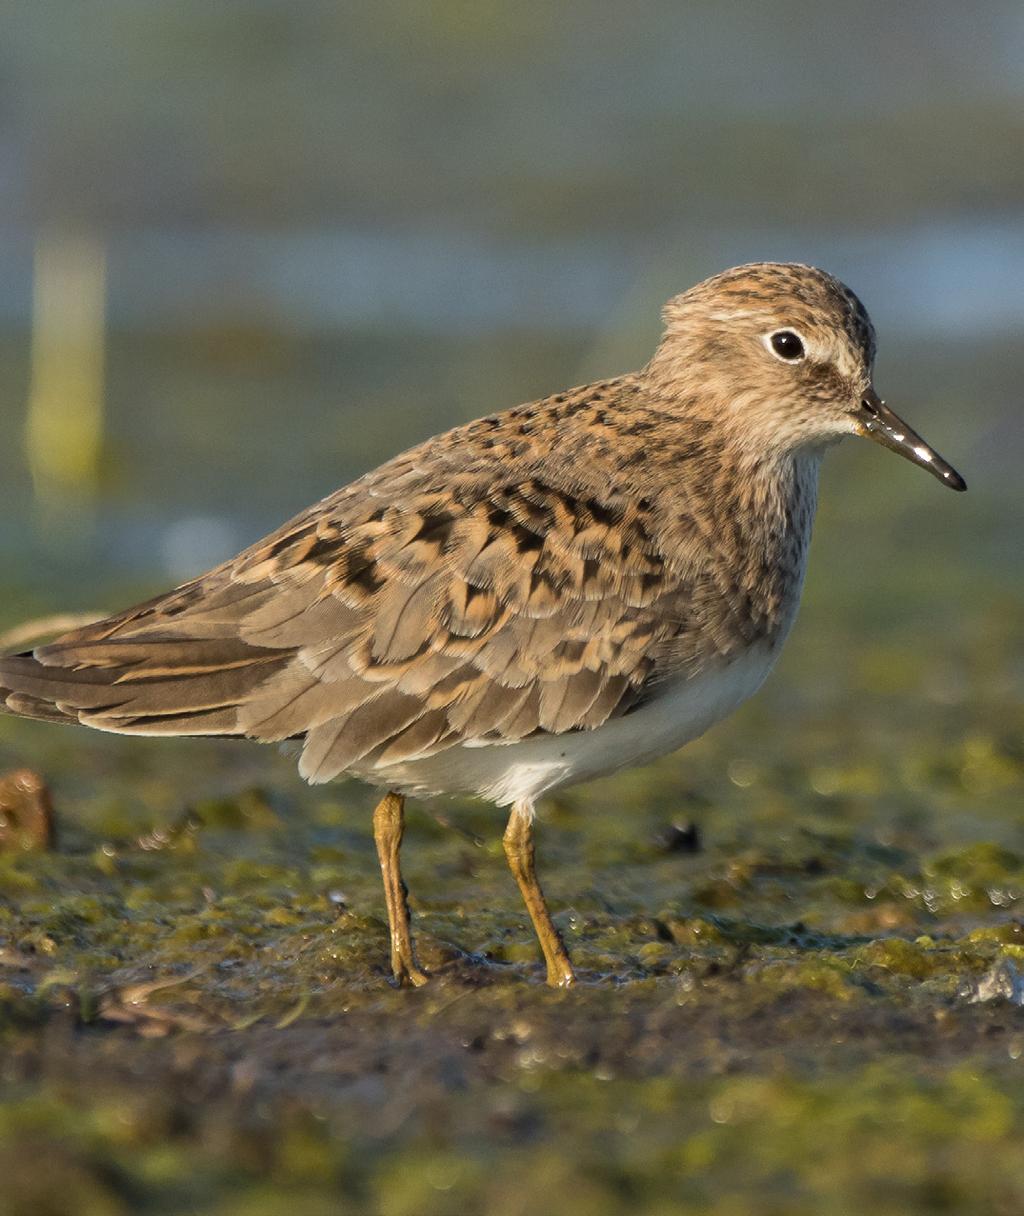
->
[768,330,805,361]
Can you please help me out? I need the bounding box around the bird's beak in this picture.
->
[855,388,966,491]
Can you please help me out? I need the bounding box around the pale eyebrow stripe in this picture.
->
[703,308,778,323]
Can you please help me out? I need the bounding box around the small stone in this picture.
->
[964,959,1024,1006]
[0,768,55,852]
[656,821,702,854]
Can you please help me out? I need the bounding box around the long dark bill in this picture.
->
[856,389,966,491]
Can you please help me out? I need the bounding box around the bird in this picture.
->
[0,262,965,988]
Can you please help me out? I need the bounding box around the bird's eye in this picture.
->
[767,330,806,362]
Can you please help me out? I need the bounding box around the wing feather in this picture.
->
[0,377,752,782]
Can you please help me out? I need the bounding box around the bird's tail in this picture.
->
[0,655,81,725]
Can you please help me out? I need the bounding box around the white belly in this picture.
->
[363,641,781,806]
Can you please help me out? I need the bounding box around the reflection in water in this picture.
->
[24,229,107,542]
[24,217,1014,339]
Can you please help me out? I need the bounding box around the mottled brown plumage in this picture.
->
[0,378,805,774]
[0,262,965,987]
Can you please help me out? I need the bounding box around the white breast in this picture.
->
[366,640,782,806]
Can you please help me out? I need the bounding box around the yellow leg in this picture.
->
[372,792,428,987]
[503,800,576,988]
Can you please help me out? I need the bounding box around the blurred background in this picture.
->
[0,1,1019,625]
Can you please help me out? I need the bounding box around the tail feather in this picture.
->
[0,635,292,738]
[1,684,80,725]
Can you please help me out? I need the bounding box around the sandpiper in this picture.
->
[0,263,965,987]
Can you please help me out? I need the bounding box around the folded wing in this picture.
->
[1,441,721,784]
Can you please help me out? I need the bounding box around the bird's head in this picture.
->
[648,261,965,491]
